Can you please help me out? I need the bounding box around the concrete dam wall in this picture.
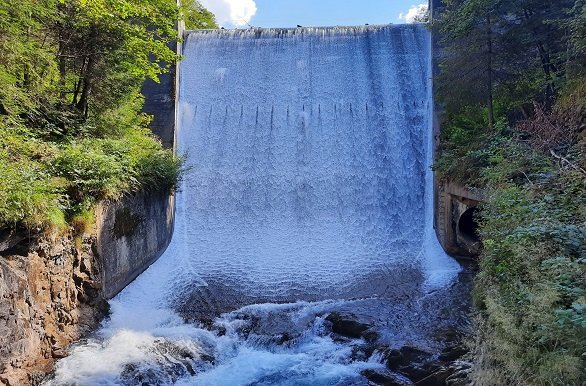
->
[45,25,469,385]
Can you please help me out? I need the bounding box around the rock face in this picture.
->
[0,232,106,386]
[0,190,175,385]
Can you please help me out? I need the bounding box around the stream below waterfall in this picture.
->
[45,25,471,386]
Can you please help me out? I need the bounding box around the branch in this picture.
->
[522,171,534,185]
[550,150,586,176]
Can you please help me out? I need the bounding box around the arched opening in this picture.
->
[458,207,481,244]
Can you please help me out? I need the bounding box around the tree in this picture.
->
[0,0,181,134]
[0,0,185,230]
[181,0,218,29]
[497,0,575,106]
[53,0,180,120]
[434,0,503,127]
[0,0,59,115]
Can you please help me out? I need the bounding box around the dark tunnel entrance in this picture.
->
[458,207,481,244]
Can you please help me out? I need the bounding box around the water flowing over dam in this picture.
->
[47,25,467,385]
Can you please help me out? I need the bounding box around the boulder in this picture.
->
[325,312,371,339]
[384,346,440,384]
[361,369,414,386]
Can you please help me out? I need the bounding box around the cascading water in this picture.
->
[46,25,466,385]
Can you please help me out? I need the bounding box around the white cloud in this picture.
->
[199,0,257,27]
[399,3,429,23]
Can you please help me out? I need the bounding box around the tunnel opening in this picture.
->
[458,207,481,244]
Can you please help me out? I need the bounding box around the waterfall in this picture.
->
[46,25,462,386]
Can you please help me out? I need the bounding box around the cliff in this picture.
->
[0,190,174,385]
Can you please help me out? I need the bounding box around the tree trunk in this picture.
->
[59,38,67,103]
[56,3,67,104]
[487,12,495,129]
[72,58,87,106]
[522,8,557,107]
[75,28,97,119]
[76,54,93,119]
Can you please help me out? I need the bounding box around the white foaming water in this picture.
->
[46,25,461,385]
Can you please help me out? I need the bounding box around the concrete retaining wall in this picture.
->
[141,4,184,150]
[435,180,483,256]
[96,191,175,299]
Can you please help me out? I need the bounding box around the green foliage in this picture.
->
[0,0,59,115]
[475,160,585,385]
[433,109,493,184]
[70,205,96,235]
[0,0,209,232]
[0,124,182,230]
[0,128,65,229]
[181,0,218,29]
[434,1,586,384]
[438,75,586,386]
[53,0,180,118]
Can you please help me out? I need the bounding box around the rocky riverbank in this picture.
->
[0,229,107,386]
[324,312,473,386]
[0,190,174,385]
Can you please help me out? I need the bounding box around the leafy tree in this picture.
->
[0,0,189,230]
[435,0,577,125]
[181,0,218,29]
[0,0,58,115]
[52,0,179,121]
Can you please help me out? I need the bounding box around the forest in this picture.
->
[434,0,585,384]
[0,0,214,232]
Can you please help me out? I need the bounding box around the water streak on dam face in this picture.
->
[46,25,462,385]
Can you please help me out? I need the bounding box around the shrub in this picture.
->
[473,147,585,385]
[0,124,182,231]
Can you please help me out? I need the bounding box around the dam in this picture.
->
[46,25,466,385]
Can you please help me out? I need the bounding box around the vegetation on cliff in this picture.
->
[434,0,585,384]
[0,0,217,231]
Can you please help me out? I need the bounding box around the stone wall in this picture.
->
[435,180,484,257]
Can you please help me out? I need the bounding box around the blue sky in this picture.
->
[251,0,423,27]
[199,0,427,29]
